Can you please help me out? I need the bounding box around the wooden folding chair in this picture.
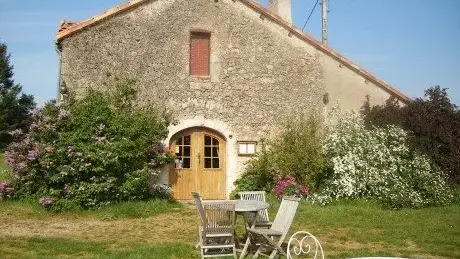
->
[247,196,301,259]
[192,192,237,258]
[239,191,272,228]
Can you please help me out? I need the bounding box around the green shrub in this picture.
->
[233,112,325,195]
[312,109,453,209]
[4,80,174,211]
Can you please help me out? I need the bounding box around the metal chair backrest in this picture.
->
[191,191,207,226]
[239,191,270,222]
[271,196,301,239]
[287,231,324,259]
[203,201,236,235]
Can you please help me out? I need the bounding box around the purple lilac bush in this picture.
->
[4,82,174,211]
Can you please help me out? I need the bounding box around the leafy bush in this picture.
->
[4,80,174,211]
[232,154,276,195]
[311,109,453,209]
[233,113,325,195]
[362,86,460,183]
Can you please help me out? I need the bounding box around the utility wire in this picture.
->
[302,0,320,31]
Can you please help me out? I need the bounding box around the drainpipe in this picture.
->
[55,41,63,104]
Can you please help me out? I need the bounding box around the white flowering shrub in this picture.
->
[310,110,453,209]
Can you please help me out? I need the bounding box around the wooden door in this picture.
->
[169,128,226,200]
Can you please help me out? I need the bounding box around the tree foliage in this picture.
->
[0,42,36,150]
[362,86,460,183]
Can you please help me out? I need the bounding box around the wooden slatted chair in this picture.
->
[247,196,301,259]
[238,191,272,228]
[192,191,207,248]
[192,192,237,258]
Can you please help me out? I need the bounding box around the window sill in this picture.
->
[190,75,211,79]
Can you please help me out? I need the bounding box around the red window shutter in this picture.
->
[190,32,210,76]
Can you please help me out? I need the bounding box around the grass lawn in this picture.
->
[0,196,458,259]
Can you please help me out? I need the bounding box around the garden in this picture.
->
[0,194,459,258]
[0,82,459,258]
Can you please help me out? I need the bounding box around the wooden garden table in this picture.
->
[234,200,269,259]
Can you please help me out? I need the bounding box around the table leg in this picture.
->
[239,211,257,259]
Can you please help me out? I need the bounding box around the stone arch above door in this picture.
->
[164,117,237,199]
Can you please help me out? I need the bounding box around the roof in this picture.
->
[56,0,411,104]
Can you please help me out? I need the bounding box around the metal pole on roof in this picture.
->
[321,0,328,44]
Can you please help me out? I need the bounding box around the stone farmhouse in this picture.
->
[56,0,410,200]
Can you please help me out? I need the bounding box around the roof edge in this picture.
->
[239,0,412,104]
[56,0,150,41]
[56,0,412,104]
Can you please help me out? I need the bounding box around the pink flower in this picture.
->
[272,176,309,198]
[39,197,54,207]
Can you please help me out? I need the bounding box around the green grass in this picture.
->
[0,152,12,181]
[290,199,460,258]
[0,193,459,258]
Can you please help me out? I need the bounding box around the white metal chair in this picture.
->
[246,196,301,259]
[192,192,237,258]
[239,191,272,228]
[287,231,324,259]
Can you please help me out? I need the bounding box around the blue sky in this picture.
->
[0,0,459,105]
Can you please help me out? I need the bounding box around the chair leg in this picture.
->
[196,226,202,249]
[199,227,205,259]
[254,235,287,259]
[264,235,286,259]
[240,236,252,259]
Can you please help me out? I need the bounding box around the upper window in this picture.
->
[190,32,210,76]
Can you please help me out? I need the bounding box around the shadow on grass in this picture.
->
[1,199,184,220]
[0,236,200,259]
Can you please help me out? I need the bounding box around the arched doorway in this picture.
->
[169,127,226,200]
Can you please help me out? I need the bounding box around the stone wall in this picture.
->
[58,0,397,194]
[60,0,324,137]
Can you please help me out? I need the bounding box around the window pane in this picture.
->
[204,158,212,168]
[205,135,211,145]
[212,158,219,168]
[183,158,190,168]
[184,135,191,145]
[176,137,182,145]
[212,138,219,146]
[212,147,218,157]
[204,147,211,157]
[177,146,182,156]
[184,146,190,156]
